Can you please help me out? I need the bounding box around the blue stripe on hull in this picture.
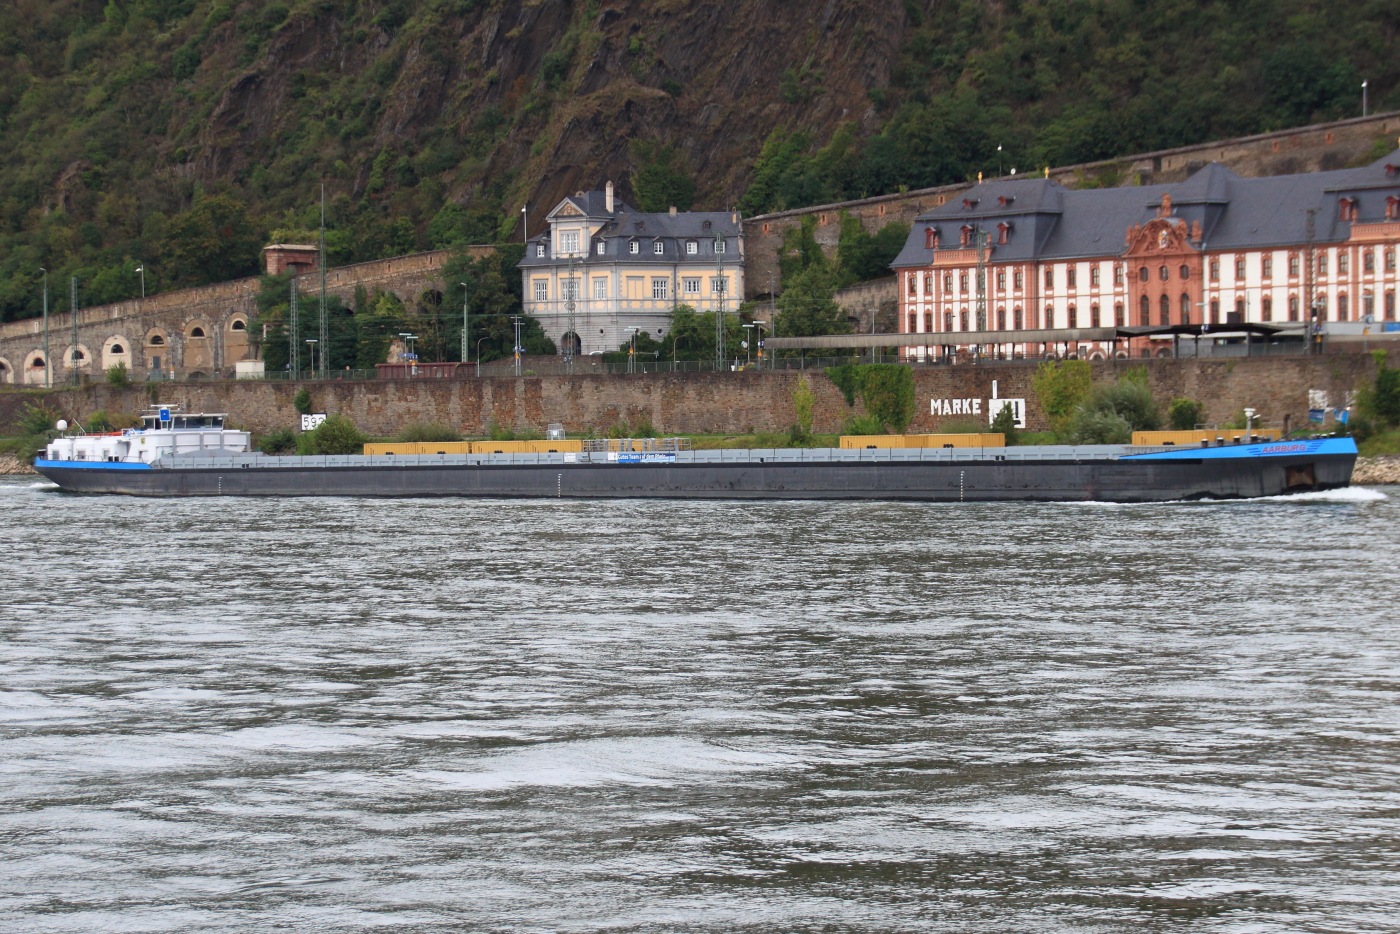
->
[34,459,153,470]
[1121,438,1357,461]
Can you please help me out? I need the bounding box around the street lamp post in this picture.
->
[135,265,145,298]
[477,337,488,377]
[1362,79,1369,117]
[751,320,767,369]
[305,339,318,376]
[458,281,470,371]
[521,203,528,243]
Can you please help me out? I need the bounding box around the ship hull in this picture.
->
[34,442,1357,502]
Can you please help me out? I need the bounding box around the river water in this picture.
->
[1,478,1398,933]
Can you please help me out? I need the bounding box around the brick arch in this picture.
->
[22,349,49,385]
[64,342,94,369]
[102,335,132,370]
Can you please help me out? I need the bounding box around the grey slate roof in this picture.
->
[891,149,1400,270]
[520,192,742,269]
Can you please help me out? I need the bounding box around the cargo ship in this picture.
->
[32,409,1356,502]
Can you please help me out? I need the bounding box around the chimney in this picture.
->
[669,205,677,216]
[605,180,614,213]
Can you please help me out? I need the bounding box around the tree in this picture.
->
[790,376,815,438]
[776,263,849,338]
[630,141,696,213]
[1031,360,1094,436]
[297,413,365,454]
[164,195,262,285]
[836,215,909,286]
[991,401,1019,445]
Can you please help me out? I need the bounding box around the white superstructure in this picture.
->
[44,408,250,464]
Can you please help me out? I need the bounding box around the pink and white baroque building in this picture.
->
[890,149,1400,359]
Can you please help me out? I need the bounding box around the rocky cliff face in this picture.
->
[195,0,907,224]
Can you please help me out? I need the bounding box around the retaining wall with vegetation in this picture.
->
[2,356,1378,441]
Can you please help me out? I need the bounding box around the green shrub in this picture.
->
[293,387,313,415]
[259,427,297,455]
[1089,380,1160,431]
[938,416,987,434]
[18,402,63,436]
[790,376,815,436]
[1070,410,1133,444]
[486,420,514,441]
[823,363,914,432]
[843,413,884,435]
[106,362,131,388]
[296,414,365,455]
[1167,398,1204,431]
[395,421,461,443]
[990,402,1019,445]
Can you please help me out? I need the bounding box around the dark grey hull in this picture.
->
[35,452,1356,502]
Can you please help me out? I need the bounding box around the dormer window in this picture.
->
[686,240,698,255]
[595,240,605,255]
[629,240,640,254]
[715,239,726,253]
[1339,197,1358,222]
[959,224,973,247]
[653,240,664,254]
[962,198,979,209]
[535,243,545,257]
[997,195,1014,207]
[1387,196,1399,221]
[1387,164,1400,176]
[560,230,580,253]
[702,220,712,231]
[635,220,646,230]
[996,221,1012,245]
[924,227,939,249]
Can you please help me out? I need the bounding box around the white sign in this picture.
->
[931,398,982,417]
[301,413,327,431]
[930,398,1026,428]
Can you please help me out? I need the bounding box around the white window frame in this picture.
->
[593,278,607,300]
[711,276,727,295]
[683,277,701,295]
[652,278,669,300]
[715,238,727,253]
[653,240,664,255]
[562,278,579,301]
[595,240,605,255]
[560,230,580,254]
[533,280,548,302]
[686,240,698,255]
[535,244,545,257]
[629,240,640,255]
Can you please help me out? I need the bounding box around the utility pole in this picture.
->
[511,316,523,376]
[289,277,299,377]
[715,233,727,370]
[459,280,471,369]
[136,264,145,298]
[319,184,328,378]
[564,253,577,373]
[40,268,49,389]
[70,276,79,386]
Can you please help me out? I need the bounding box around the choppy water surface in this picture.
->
[1,479,1398,933]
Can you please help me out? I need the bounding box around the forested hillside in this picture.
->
[0,0,1393,323]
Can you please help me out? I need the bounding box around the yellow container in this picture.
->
[363,441,474,455]
[470,439,583,454]
[1132,429,1281,446]
[363,439,583,455]
[840,433,1005,449]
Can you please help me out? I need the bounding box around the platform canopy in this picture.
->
[763,322,1306,350]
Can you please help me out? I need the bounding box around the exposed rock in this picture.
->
[1353,455,1400,485]
[0,454,36,476]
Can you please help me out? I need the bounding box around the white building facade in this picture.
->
[518,184,744,355]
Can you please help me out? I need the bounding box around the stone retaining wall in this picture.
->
[5,356,1376,440]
